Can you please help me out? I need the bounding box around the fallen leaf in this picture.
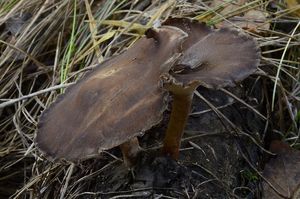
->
[262,140,300,199]
[212,0,270,33]
[217,9,270,33]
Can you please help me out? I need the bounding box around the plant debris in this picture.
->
[262,140,300,199]
[0,0,299,198]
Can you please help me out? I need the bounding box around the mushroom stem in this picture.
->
[162,92,193,160]
[119,137,141,167]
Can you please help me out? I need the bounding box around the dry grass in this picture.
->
[0,0,299,198]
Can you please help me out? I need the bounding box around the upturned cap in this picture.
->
[165,18,260,91]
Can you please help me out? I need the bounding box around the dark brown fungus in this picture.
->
[173,28,260,88]
[36,26,187,166]
[161,18,260,159]
[36,17,261,165]
[163,17,212,50]
[163,18,212,72]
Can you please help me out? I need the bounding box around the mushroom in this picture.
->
[36,26,187,166]
[160,18,260,159]
[36,18,260,166]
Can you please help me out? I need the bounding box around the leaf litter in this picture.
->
[0,0,299,198]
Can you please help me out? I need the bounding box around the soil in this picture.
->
[74,77,265,199]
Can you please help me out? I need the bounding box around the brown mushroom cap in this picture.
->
[172,27,260,89]
[160,20,260,160]
[36,26,187,161]
[163,18,212,50]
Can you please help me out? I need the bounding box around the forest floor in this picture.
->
[0,0,299,198]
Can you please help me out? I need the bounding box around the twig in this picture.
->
[0,83,74,109]
[220,88,267,121]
